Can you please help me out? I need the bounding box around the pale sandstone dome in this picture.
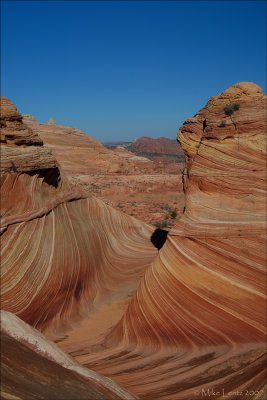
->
[1,83,266,400]
[218,81,263,100]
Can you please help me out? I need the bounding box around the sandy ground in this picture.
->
[70,173,185,228]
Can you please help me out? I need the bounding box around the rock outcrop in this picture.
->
[1,97,156,327]
[1,83,266,399]
[0,97,79,233]
[102,82,266,396]
[55,83,266,399]
[1,310,137,400]
[1,97,43,146]
[0,97,157,397]
[23,117,140,175]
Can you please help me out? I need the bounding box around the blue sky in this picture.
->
[1,1,266,142]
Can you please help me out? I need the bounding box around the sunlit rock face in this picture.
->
[23,116,141,175]
[113,82,266,344]
[179,81,266,223]
[1,97,43,146]
[73,83,265,399]
[0,96,79,235]
[0,97,157,335]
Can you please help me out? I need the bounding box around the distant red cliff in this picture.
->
[127,136,184,163]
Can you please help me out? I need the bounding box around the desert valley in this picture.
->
[22,116,185,228]
[0,82,266,400]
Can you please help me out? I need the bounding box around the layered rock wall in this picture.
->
[0,97,157,334]
[84,83,266,399]
[1,311,137,400]
[110,83,266,346]
[1,84,266,399]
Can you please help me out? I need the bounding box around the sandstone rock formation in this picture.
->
[1,82,266,399]
[23,117,140,175]
[50,83,266,399]
[1,310,137,400]
[1,97,43,146]
[78,82,265,398]
[0,97,156,396]
[1,98,75,233]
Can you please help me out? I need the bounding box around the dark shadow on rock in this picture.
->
[150,228,168,250]
[25,167,61,188]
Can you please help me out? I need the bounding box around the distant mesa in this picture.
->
[104,136,185,168]
[128,136,182,155]
[127,136,184,163]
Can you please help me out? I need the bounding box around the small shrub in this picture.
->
[234,103,240,110]
[170,210,177,219]
[218,120,226,128]
[9,161,17,173]
[224,103,240,116]
[155,220,169,229]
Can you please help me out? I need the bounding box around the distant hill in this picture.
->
[103,136,184,163]
[127,136,184,163]
[102,140,132,149]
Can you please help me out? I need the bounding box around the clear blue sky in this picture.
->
[1,1,266,142]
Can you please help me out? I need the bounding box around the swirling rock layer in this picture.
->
[115,83,266,394]
[1,83,266,400]
[54,83,266,399]
[0,97,156,397]
[1,311,137,400]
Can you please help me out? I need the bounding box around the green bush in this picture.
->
[155,220,169,229]
[224,103,240,116]
[170,210,177,219]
